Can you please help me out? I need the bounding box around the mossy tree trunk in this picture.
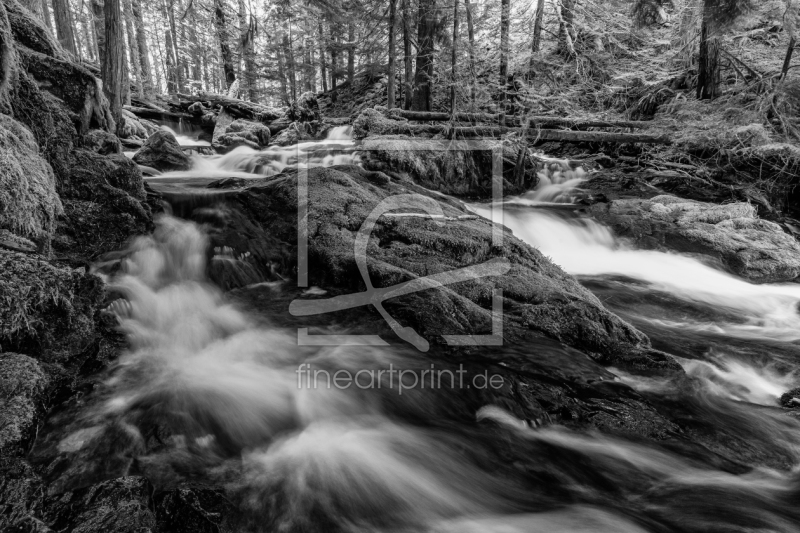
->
[697,3,720,100]
[528,0,544,78]
[401,0,412,109]
[130,0,152,95]
[388,0,396,109]
[413,0,436,111]
[318,18,327,92]
[102,0,123,130]
[121,0,140,95]
[450,0,458,114]
[91,0,104,64]
[52,0,77,54]
[499,0,509,114]
[464,0,475,109]
[21,0,43,21]
[41,0,54,32]
[213,0,235,89]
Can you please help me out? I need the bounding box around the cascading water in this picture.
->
[45,130,800,531]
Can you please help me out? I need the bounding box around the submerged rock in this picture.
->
[591,195,800,283]
[133,130,191,172]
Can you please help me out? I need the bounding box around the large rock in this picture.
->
[591,195,800,283]
[132,130,191,172]
[0,353,49,454]
[203,165,676,372]
[54,150,152,262]
[0,249,103,360]
[0,114,61,247]
[214,118,271,152]
[358,136,539,198]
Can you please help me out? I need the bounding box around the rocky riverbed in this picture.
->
[5,1,800,530]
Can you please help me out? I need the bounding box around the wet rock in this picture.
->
[0,457,48,532]
[0,249,103,360]
[211,108,234,148]
[591,195,800,283]
[0,353,49,454]
[205,165,675,372]
[221,118,271,149]
[188,101,208,116]
[154,487,235,533]
[780,387,800,408]
[270,123,304,146]
[82,129,122,155]
[118,111,152,140]
[133,130,191,172]
[43,476,156,532]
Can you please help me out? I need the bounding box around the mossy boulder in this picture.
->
[591,194,800,283]
[81,129,121,155]
[132,130,191,172]
[0,249,103,360]
[0,114,61,246]
[54,150,151,262]
[0,353,49,454]
[224,118,270,147]
[203,165,674,371]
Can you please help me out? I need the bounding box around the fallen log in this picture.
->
[124,105,197,124]
[363,123,671,144]
[391,110,649,129]
[194,92,283,122]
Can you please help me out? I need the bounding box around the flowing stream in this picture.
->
[46,130,800,531]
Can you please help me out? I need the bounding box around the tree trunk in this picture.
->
[401,0,412,109]
[92,0,106,64]
[697,2,719,100]
[499,0,509,114]
[330,28,338,97]
[80,11,96,61]
[283,27,297,101]
[41,0,54,32]
[21,0,43,20]
[214,0,236,89]
[450,0,458,114]
[346,17,354,89]
[53,0,77,54]
[318,18,328,92]
[121,0,141,95]
[302,13,313,92]
[160,0,177,93]
[102,0,124,132]
[464,0,475,108]
[188,4,201,87]
[557,0,576,56]
[388,0,397,109]
[528,0,544,77]
[237,0,257,100]
[413,0,435,111]
[130,0,152,95]
[273,19,289,105]
[782,38,796,80]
